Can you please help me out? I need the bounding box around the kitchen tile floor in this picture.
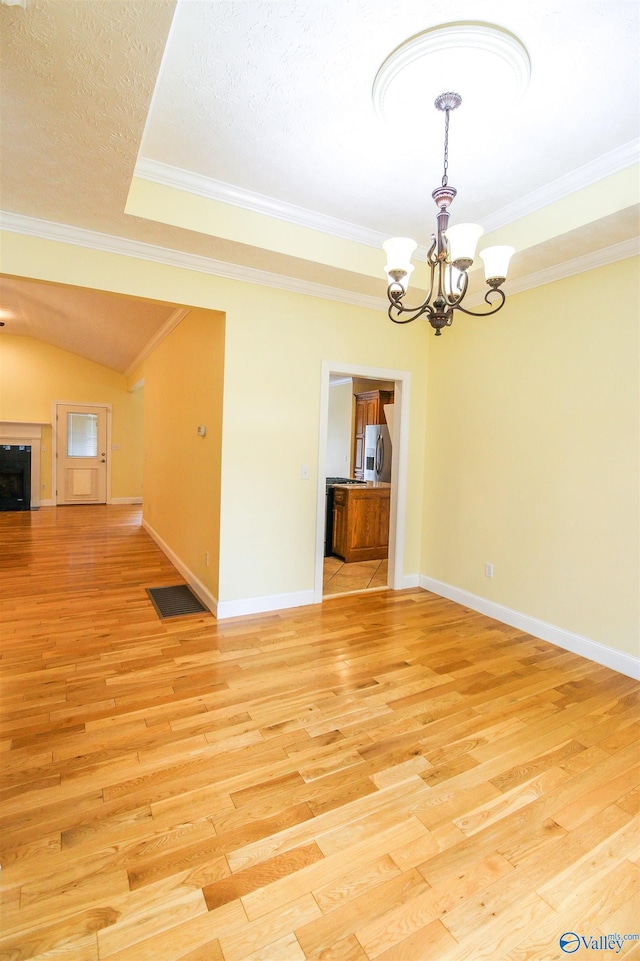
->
[323,555,388,596]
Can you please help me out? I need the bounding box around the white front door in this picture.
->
[56,404,108,505]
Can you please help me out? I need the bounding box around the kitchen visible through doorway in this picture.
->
[323,555,388,596]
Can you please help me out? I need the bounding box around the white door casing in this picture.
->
[55,403,110,505]
[315,362,411,602]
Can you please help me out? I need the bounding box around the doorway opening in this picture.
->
[315,362,411,602]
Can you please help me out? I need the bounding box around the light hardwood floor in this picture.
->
[1,505,639,961]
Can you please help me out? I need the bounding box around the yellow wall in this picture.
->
[0,334,144,501]
[126,176,390,280]
[0,232,428,605]
[142,307,225,599]
[422,257,639,657]
[3,230,636,664]
[215,281,427,602]
[326,381,353,476]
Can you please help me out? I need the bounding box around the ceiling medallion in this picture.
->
[372,22,531,121]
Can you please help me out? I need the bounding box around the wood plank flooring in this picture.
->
[1,505,639,961]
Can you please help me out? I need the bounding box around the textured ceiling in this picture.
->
[0,0,174,233]
[0,0,638,371]
[140,0,640,234]
[0,276,180,373]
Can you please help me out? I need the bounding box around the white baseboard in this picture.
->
[142,519,318,620]
[217,590,317,620]
[396,573,420,589]
[33,499,141,508]
[142,519,218,616]
[128,524,640,676]
[420,576,640,681]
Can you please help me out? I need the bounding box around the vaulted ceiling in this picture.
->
[1,0,638,371]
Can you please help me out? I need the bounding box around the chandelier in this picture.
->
[383,92,514,336]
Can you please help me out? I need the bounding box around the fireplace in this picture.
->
[0,423,47,509]
[0,445,31,511]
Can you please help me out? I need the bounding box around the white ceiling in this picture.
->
[0,0,638,371]
[141,0,639,234]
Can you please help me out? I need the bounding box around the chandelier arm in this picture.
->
[452,287,506,318]
[387,301,434,325]
[386,244,438,318]
[443,264,469,306]
[386,283,430,312]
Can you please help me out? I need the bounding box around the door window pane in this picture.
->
[67,413,98,457]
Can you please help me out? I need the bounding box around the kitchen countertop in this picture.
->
[331,481,391,489]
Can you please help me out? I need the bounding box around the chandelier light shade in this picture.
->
[383,237,417,290]
[383,92,515,336]
[444,223,484,269]
[480,245,516,283]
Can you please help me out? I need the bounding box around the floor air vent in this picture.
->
[146,585,208,619]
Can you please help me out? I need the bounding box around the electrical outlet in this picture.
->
[485,562,494,578]
[301,465,309,480]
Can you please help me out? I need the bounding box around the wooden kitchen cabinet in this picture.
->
[353,389,394,479]
[331,485,390,563]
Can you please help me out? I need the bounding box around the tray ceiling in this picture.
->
[0,0,638,370]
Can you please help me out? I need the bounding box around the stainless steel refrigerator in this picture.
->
[364,424,391,482]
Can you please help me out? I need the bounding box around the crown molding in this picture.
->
[125,306,190,378]
[134,157,386,249]
[2,211,636,320]
[463,236,639,308]
[505,237,639,295]
[0,211,386,312]
[481,139,640,233]
[329,376,353,387]
[135,141,639,249]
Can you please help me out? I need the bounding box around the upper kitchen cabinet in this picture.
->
[353,389,394,479]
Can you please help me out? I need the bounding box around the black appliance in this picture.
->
[324,477,366,556]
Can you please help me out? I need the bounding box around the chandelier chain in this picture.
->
[442,108,450,187]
